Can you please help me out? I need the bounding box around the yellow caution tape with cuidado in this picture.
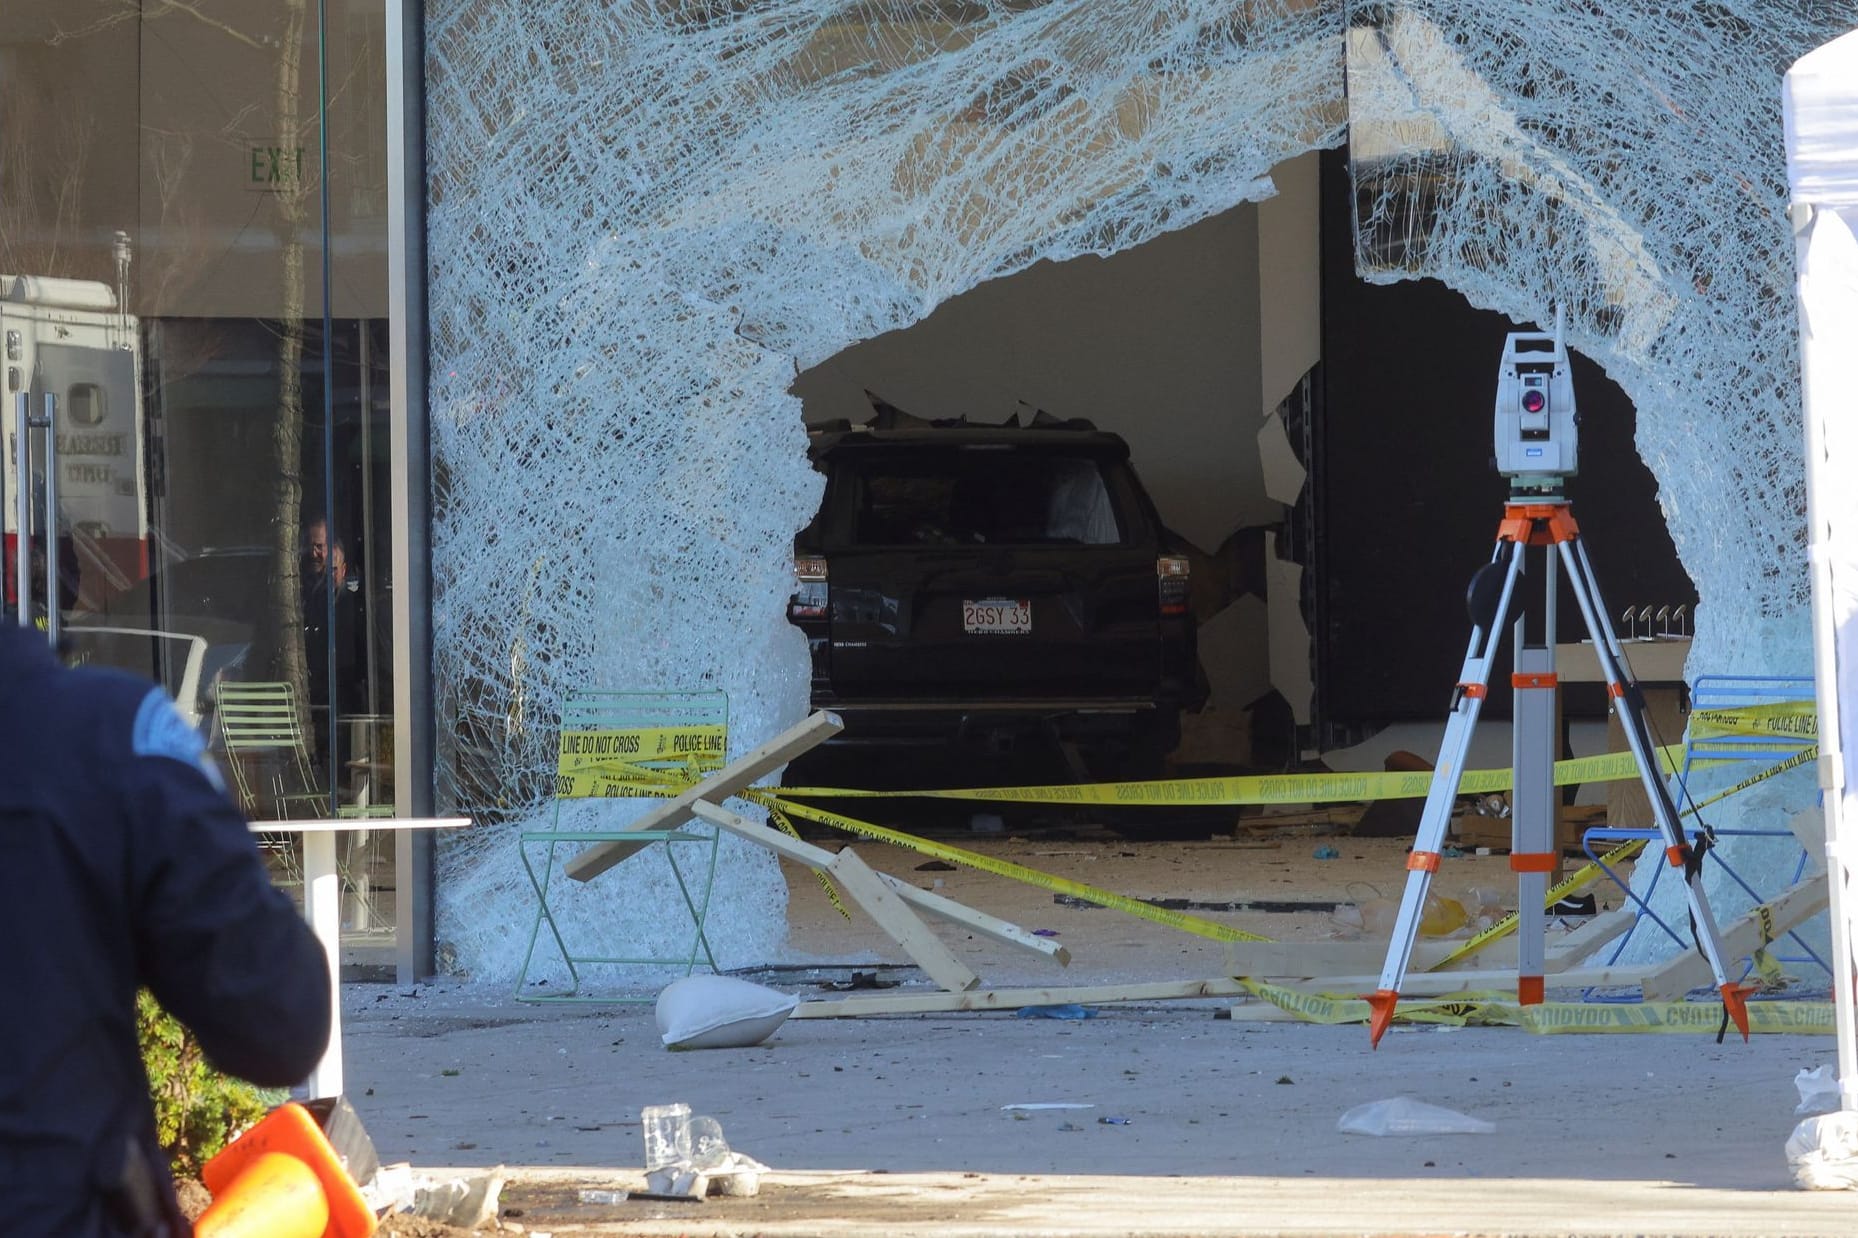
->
[780,745,1688,809]
[1510,1000,1835,1035]
[1239,979,1836,1034]
[746,790,1276,944]
[1238,980,1510,1026]
[1432,742,1820,968]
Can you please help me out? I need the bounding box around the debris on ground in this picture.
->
[366,1162,506,1229]
[377,1214,484,1237]
[1015,1003,1096,1019]
[1338,1097,1495,1136]
[641,1102,769,1198]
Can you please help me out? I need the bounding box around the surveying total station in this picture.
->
[1364,316,1752,1047]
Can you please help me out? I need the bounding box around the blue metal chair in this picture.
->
[1585,674,1829,986]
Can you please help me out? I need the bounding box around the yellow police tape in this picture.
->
[1690,700,1817,741]
[782,745,1688,809]
[556,725,728,774]
[560,763,1277,943]
[743,790,1277,944]
[556,761,691,799]
[550,702,1814,985]
[1239,978,1836,1034]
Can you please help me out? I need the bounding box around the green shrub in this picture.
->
[136,991,276,1177]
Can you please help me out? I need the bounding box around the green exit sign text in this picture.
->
[249,146,305,190]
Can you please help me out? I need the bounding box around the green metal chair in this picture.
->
[515,690,727,1003]
[214,681,329,819]
[212,680,394,892]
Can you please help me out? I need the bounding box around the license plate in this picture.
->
[963,598,1031,635]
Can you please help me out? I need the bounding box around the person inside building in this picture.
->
[302,515,369,761]
[0,615,332,1237]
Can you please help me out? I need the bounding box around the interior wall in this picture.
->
[793,204,1270,557]
[1258,152,1323,418]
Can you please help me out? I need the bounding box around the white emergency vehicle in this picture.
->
[3,269,148,612]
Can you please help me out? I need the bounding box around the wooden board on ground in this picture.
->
[1636,876,1828,1000]
[794,977,1252,1018]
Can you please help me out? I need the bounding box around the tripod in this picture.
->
[1365,496,1754,1047]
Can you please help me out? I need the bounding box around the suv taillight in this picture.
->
[1157,555,1190,617]
[789,555,829,621]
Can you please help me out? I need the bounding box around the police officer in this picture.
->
[0,617,332,1236]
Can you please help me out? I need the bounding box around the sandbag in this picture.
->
[655,975,798,1050]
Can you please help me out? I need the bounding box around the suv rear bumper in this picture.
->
[812,697,1177,746]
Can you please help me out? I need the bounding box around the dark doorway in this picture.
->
[1314,147,1696,724]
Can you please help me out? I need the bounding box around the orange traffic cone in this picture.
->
[196,1102,376,1238]
[193,1152,327,1238]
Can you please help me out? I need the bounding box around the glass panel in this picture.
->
[2,2,397,960]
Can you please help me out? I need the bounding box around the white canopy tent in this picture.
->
[1784,26,1858,1139]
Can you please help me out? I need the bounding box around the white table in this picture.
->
[250,817,469,1098]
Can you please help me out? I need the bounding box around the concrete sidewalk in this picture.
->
[489,1167,1856,1237]
[344,984,1846,1235]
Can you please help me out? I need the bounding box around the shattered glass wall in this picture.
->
[422,1,1344,982]
[1343,2,1857,964]
[422,1,1855,982]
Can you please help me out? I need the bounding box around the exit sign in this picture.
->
[249,146,305,190]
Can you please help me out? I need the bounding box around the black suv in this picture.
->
[788,413,1201,781]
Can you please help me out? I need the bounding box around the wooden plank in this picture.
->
[1638,876,1829,1000]
[565,711,842,882]
[688,800,1066,966]
[826,848,979,994]
[793,977,1252,1018]
[877,874,1071,968]
[689,798,835,866]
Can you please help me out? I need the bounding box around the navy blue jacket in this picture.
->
[0,623,331,1235]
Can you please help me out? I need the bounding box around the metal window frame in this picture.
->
[387,0,435,982]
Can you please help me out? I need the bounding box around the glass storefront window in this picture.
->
[2,1,402,963]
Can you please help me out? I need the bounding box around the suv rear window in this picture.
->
[843,449,1126,547]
